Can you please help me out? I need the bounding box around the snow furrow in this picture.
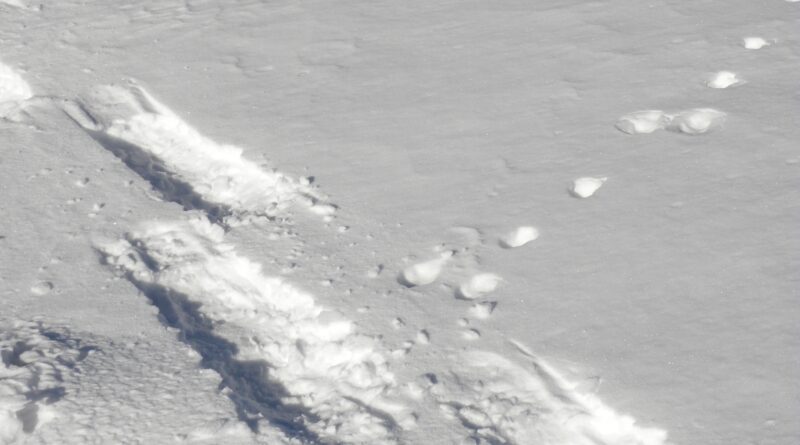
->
[430,348,669,445]
[63,83,335,226]
[96,217,409,444]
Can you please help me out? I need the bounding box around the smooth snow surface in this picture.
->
[2,0,798,444]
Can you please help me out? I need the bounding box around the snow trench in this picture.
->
[96,217,409,444]
[62,83,335,226]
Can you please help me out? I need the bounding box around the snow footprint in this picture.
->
[399,251,454,287]
[499,226,539,248]
[615,110,669,135]
[570,177,606,198]
[666,108,727,135]
[743,37,771,50]
[616,108,726,135]
[457,273,502,300]
[707,71,743,89]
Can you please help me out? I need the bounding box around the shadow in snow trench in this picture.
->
[61,103,231,226]
[103,255,323,443]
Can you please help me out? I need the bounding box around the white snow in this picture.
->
[666,108,727,135]
[499,226,539,248]
[570,177,608,198]
[0,59,32,119]
[707,71,742,89]
[97,217,411,443]
[432,350,668,445]
[615,110,669,135]
[399,251,453,287]
[457,273,502,299]
[743,37,770,49]
[2,0,797,443]
[63,84,332,225]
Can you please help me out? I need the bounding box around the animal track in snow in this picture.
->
[743,37,770,49]
[97,217,411,443]
[468,301,497,319]
[457,273,502,300]
[431,349,669,445]
[616,108,726,135]
[666,108,727,135]
[615,110,669,135]
[570,177,607,198]
[63,83,332,225]
[499,226,539,249]
[707,71,743,89]
[398,251,454,287]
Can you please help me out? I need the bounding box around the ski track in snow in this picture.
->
[429,349,669,445]
[96,217,410,444]
[61,83,334,226]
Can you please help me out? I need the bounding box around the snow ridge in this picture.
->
[431,349,669,445]
[64,83,334,225]
[0,320,94,444]
[97,217,408,444]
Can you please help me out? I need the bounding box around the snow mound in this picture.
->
[63,83,332,225]
[431,350,669,445]
[97,217,409,444]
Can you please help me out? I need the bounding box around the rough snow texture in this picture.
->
[63,84,332,225]
[0,321,73,444]
[431,350,669,445]
[97,217,408,444]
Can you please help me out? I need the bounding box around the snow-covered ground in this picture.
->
[1,0,798,444]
